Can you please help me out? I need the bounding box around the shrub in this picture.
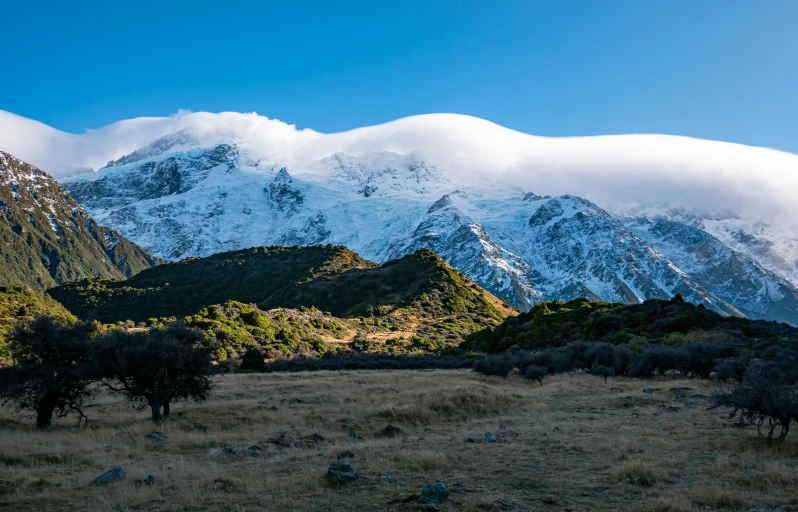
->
[710,362,798,443]
[524,365,548,386]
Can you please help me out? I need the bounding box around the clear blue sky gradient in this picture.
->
[2,0,797,152]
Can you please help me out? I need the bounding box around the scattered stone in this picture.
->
[326,462,362,484]
[643,387,656,393]
[136,475,155,486]
[484,432,497,443]
[467,436,482,443]
[222,446,244,457]
[147,432,167,442]
[247,445,264,455]
[421,482,448,502]
[380,475,395,483]
[94,466,125,485]
[267,434,289,447]
[494,499,514,510]
[384,424,402,437]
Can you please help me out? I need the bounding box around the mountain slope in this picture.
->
[0,152,161,290]
[50,246,517,350]
[58,142,798,325]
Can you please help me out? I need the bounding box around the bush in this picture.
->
[710,363,798,443]
[524,365,548,386]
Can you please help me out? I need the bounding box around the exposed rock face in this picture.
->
[61,140,798,324]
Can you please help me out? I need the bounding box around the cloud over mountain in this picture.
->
[1,109,797,227]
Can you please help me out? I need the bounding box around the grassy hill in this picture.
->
[0,151,160,290]
[0,285,76,361]
[465,295,794,352]
[49,246,516,354]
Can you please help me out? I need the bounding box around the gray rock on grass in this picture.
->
[94,466,125,485]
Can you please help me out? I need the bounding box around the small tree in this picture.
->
[0,317,103,428]
[591,364,615,383]
[99,323,213,424]
[524,365,548,386]
[710,363,798,443]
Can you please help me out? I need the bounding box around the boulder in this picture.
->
[94,466,125,485]
[326,462,362,484]
[136,475,155,486]
[421,482,448,502]
[484,432,497,443]
[384,425,402,437]
[222,446,244,457]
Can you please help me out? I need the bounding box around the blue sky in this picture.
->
[2,1,797,152]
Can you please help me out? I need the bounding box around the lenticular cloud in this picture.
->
[1,109,797,227]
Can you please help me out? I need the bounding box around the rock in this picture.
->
[422,499,441,511]
[147,432,167,441]
[467,436,482,443]
[494,499,514,510]
[348,430,360,439]
[136,475,155,486]
[247,445,264,455]
[268,433,293,447]
[289,398,303,404]
[384,424,402,437]
[222,446,244,457]
[326,462,362,484]
[643,387,656,393]
[553,426,560,431]
[421,482,448,502]
[380,475,395,482]
[307,433,324,442]
[484,432,497,442]
[94,466,125,485]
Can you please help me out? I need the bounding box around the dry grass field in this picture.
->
[0,370,796,512]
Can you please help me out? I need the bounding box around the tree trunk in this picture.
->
[36,404,56,429]
[36,390,60,429]
[162,401,170,419]
[150,402,163,424]
[777,419,790,443]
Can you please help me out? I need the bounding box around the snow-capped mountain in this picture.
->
[60,139,798,324]
[2,110,797,323]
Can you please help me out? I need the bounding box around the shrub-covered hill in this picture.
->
[465,295,796,353]
[49,247,516,350]
[0,285,76,361]
[0,152,161,290]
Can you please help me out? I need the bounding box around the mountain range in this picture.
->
[1,111,797,324]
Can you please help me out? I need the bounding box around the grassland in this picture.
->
[0,371,795,511]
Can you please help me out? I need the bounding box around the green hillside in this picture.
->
[0,151,161,290]
[465,295,793,352]
[0,285,76,361]
[49,246,516,352]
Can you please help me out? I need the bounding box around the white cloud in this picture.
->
[1,109,797,228]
